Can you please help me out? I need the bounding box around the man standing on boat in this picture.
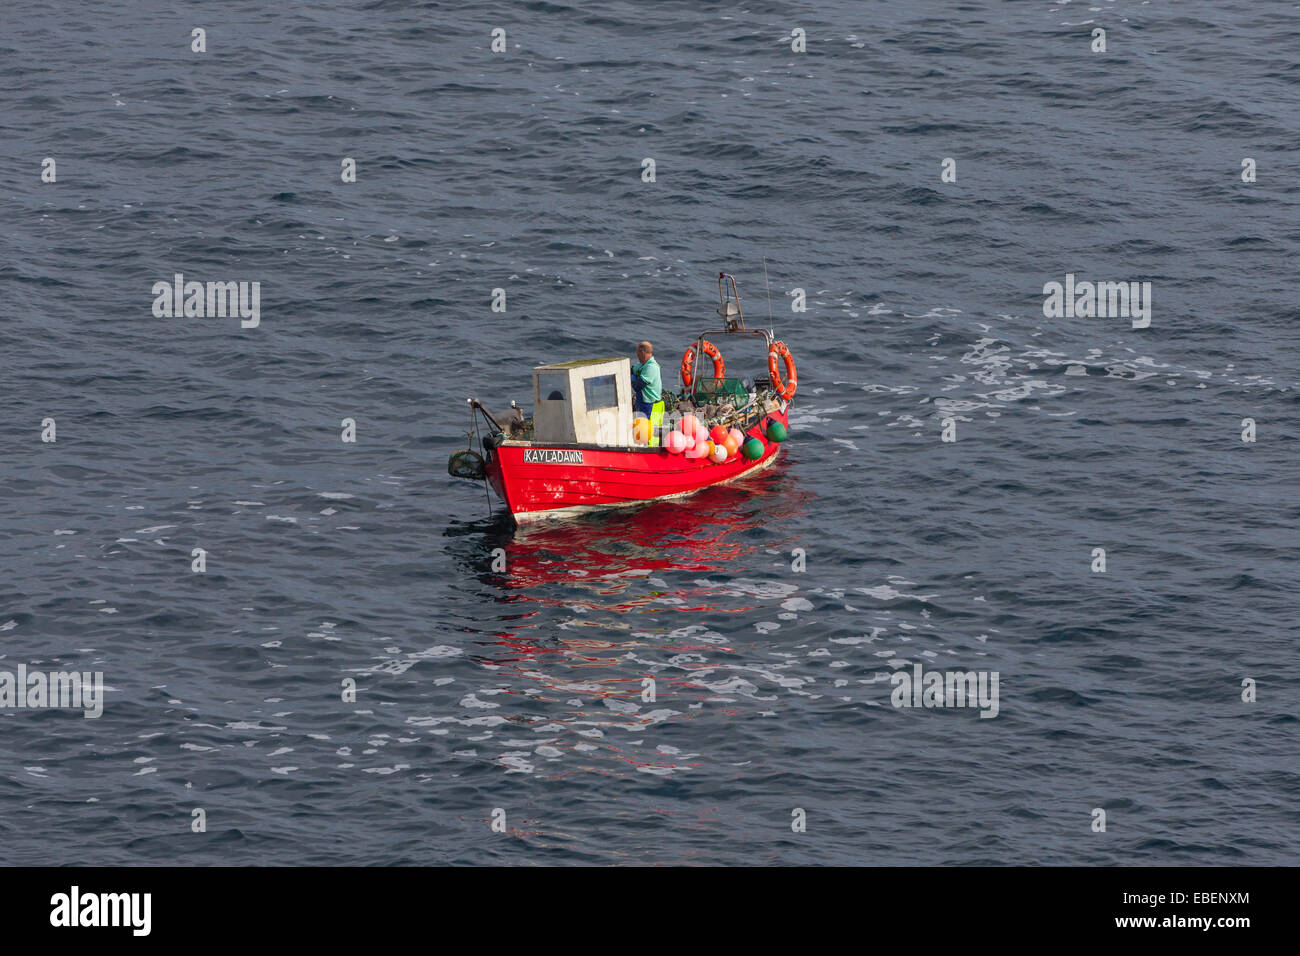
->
[631,340,665,447]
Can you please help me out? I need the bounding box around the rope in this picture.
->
[471,403,494,516]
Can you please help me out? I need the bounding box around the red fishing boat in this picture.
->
[449,274,797,524]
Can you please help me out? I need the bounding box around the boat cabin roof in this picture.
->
[535,357,623,370]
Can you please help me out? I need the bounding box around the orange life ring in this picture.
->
[768,341,797,400]
[681,339,725,389]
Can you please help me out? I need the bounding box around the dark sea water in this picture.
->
[2,0,1298,865]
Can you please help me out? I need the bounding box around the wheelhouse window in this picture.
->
[583,374,617,410]
[537,372,568,402]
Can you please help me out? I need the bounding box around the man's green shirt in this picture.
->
[632,356,662,403]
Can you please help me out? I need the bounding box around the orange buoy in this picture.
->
[768,341,797,400]
[681,339,725,389]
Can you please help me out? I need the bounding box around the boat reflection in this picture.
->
[443,460,806,655]
[437,460,810,781]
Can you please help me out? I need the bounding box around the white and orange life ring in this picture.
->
[681,339,725,389]
[768,341,797,400]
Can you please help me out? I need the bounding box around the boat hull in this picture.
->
[485,407,789,524]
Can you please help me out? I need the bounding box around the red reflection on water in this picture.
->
[499,472,797,592]
[466,461,807,675]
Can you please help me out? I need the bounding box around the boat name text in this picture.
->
[524,449,585,464]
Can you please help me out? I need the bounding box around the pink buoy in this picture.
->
[728,427,745,446]
[680,415,701,436]
[683,440,710,459]
[664,430,687,454]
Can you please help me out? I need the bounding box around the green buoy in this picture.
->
[742,437,765,460]
[766,421,787,443]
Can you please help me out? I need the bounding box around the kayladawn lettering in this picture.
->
[523,449,585,464]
